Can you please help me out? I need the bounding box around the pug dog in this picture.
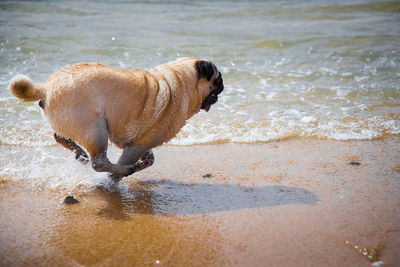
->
[8,57,224,182]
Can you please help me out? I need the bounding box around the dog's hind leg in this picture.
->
[85,117,140,177]
[108,144,154,182]
[54,133,89,164]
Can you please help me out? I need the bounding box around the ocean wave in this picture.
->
[1,88,399,147]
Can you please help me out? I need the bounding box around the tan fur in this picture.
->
[9,57,215,154]
[8,74,47,101]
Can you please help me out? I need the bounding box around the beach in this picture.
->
[1,137,399,266]
[1,0,399,266]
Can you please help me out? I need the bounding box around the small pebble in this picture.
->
[349,161,361,166]
[202,173,212,178]
[63,196,79,204]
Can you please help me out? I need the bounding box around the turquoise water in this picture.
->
[1,0,399,147]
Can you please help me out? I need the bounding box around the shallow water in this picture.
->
[1,0,399,147]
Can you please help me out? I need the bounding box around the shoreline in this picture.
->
[1,137,399,266]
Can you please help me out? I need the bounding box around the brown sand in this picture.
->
[0,137,399,266]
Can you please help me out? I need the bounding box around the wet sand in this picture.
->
[1,137,399,266]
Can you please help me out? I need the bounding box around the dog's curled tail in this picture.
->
[8,74,47,101]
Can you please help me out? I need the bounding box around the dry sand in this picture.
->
[1,137,399,266]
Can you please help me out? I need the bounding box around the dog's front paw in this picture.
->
[126,164,140,176]
[108,164,136,182]
[123,161,148,177]
[141,150,154,163]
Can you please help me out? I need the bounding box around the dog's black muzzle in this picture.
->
[201,72,224,110]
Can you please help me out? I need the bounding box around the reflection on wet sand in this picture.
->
[49,180,318,266]
[50,186,231,266]
[97,179,319,217]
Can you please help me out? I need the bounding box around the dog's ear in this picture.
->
[196,60,214,81]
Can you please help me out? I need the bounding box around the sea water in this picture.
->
[0,0,399,186]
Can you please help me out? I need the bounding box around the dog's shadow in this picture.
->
[95,179,319,219]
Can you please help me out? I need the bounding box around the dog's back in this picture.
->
[8,58,223,181]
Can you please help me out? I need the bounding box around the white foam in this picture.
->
[300,116,317,123]
[0,145,128,192]
[266,92,276,100]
